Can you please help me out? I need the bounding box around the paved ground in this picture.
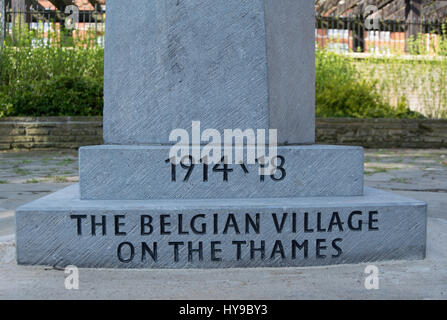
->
[0,151,77,236]
[0,149,446,300]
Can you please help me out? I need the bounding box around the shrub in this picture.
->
[354,55,447,119]
[315,50,424,119]
[0,46,103,117]
[0,44,430,119]
[1,75,103,116]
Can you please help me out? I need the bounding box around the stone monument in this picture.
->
[15,0,426,269]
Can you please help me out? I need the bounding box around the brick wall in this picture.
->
[0,117,446,150]
[0,117,103,150]
[316,118,447,148]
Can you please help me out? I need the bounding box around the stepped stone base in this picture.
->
[79,145,364,200]
[16,184,426,269]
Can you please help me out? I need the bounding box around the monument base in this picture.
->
[16,184,426,269]
[79,145,364,200]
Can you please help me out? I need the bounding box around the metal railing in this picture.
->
[0,3,105,47]
[316,15,447,55]
[1,5,446,55]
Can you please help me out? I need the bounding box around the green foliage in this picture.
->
[316,21,447,118]
[0,23,444,119]
[354,55,447,119]
[2,75,103,116]
[0,46,103,117]
[406,24,447,57]
[315,50,424,119]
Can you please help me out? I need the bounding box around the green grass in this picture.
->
[0,180,8,184]
[25,178,39,184]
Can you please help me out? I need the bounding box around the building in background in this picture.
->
[3,0,106,14]
[316,0,447,54]
[2,0,447,53]
[1,0,106,46]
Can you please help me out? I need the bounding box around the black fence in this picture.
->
[0,5,446,54]
[316,15,447,54]
[0,3,105,47]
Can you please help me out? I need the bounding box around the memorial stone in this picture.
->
[15,0,426,269]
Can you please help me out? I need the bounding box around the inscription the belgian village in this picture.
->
[70,211,380,264]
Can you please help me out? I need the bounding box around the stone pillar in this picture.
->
[103,0,315,145]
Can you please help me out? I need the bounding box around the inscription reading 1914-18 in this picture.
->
[165,156,287,182]
[70,210,380,264]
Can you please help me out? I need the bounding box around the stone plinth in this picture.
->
[79,145,364,200]
[16,185,426,269]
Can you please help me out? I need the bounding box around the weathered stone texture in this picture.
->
[79,145,364,200]
[16,184,426,269]
[103,0,315,145]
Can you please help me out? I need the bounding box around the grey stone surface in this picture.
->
[16,184,426,269]
[265,0,315,144]
[79,145,364,200]
[4,148,443,239]
[103,0,315,145]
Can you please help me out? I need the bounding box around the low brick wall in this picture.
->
[0,117,446,150]
[316,118,447,148]
[0,117,103,150]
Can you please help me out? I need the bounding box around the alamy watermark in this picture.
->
[64,265,79,290]
[364,5,381,31]
[64,5,80,30]
[364,265,380,290]
[168,121,280,176]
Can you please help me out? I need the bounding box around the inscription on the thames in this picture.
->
[70,211,380,264]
